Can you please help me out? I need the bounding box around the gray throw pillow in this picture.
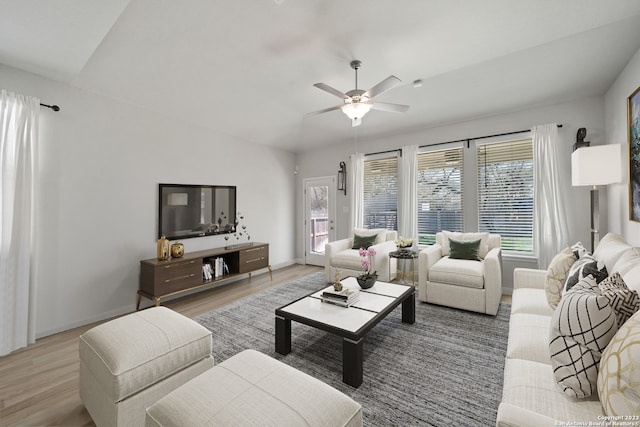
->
[448,238,481,261]
[352,233,377,249]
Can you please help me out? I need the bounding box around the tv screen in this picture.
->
[158,184,237,240]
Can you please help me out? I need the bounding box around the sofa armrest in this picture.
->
[370,240,398,282]
[484,247,502,315]
[418,244,443,287]
[513,268,547,290]
[496,402,557,427]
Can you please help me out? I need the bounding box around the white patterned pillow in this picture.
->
[545,247,577,309]
[599,272,640,328]
[571,241,590,259]
[598,310,640,415]
[549,280,618,398]
[563,255,608,293]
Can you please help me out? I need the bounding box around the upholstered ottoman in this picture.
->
[79,307,214,427]
[145,349,363,427]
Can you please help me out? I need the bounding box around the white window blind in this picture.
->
[416,147,464,245]
[477,139,534,253]
[363,155,398,230]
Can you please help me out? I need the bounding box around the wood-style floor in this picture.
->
[0,264,512,426]
[0,264,321,427]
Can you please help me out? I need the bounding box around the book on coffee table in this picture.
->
[321,288,360,307]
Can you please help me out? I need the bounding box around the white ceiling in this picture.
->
[2,0,640,152]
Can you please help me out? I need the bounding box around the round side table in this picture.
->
[389,249,419,286]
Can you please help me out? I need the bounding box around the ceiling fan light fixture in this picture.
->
[341,102,372,120]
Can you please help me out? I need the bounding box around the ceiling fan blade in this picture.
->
[364,75,402,99]
[307,105,343,116]
[313,83,349,99]
[371,102,410,113]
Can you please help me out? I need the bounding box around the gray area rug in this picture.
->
[195,272,510,426]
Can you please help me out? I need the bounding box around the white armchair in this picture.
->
[325,229,398,282]
[418,231,503,315]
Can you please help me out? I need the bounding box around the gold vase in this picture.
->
[170,242,184,258]
[157,236,169,260]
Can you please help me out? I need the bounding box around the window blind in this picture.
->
[363,155,398,230]
[477,139,534,253]
[416,147,464,245]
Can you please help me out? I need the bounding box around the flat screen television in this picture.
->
[158,184,237,240]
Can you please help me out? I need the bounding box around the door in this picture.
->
[304,177,336,266]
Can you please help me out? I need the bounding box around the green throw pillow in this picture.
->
[448,238,481,261]
[352,233,378,249]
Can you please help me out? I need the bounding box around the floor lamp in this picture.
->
[571,144,622,252]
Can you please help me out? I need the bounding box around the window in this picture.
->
[477,139,534,253]
[416,147,464,245]
[363,154,398,230]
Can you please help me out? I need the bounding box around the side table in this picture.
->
[389,250,419,286]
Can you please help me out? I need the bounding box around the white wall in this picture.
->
[605,46,640,245]
[1,65,297,338]
[295,96,607,290]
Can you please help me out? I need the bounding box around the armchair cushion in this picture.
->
[352,227,386,244]
[441,231,490,258]
[352,233,377,249]
[429,257,485,289]
[448,238,481,261]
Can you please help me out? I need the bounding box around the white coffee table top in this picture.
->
[278,277,412,334]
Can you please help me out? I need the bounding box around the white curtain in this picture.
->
[533,123,571,269]
[399,145,418,239]
[349,152,364,234]
[0,90,39,356]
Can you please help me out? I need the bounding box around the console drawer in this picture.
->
[238,245,269,274]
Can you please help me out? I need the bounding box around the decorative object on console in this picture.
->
[333,268,343,291]
[224,212,250,244]
[395,236,414,253]
[157,235,169,261]
[357,247,378,289]
[571,142,622,252]
[629,85,640,222]
[170,242,184,259]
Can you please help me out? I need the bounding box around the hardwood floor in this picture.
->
[0,264,512,426]
[0,264,321,427]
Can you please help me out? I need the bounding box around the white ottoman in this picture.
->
[79,306,214,427]
[146,349,363,427]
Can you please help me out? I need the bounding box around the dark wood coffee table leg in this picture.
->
[402,292,415,324]
[343,337,363,387]
[275,315,291,354]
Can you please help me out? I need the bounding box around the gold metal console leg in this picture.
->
[154,297,161,307]
[136,293,142,311]
[268,265,273,282]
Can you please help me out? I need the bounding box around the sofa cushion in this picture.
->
[593,233,632,273]
[598,310,640,416]
[448,238,481,261]
[506,313,551,364]
[511,288,555,317]
[440,231,490,259]
[429,257,484,289]
[549,280,618,398]
[563,255,608,293]
[598,272,640,328]
[500,358,604,424]
[545,247,576,309]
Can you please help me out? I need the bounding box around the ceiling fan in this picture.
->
[308,60,409,127]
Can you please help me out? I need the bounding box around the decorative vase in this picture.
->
[357,275,376,289]
[157,236,169,260]
[170,242,184,258]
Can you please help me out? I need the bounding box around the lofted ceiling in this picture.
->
[2,0,640,152]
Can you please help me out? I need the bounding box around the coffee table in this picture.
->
[275,276,415,388]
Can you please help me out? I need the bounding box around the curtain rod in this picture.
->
[419,124,563,150]
[40,103,60,112]
[365,148,402,157]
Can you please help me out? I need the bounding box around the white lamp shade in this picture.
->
[342,102,372,120]
[571,144,622,186]
[168,192,188,206]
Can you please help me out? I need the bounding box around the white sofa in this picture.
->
[497,232,640,426]
[325,229,398,282]
[418,232,503,315]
